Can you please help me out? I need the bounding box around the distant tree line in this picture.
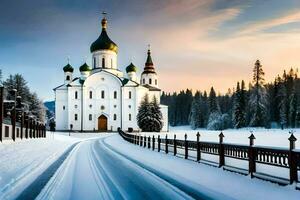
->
[161,60,300,130]
[0,69,46,122]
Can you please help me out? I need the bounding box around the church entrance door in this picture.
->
[98,115,107,131]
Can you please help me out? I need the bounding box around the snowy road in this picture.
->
[37,136,225,200]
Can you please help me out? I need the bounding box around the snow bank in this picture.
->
[0,131,102,199]
[105,135,300,200]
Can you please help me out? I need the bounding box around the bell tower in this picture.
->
[141,46,158,87]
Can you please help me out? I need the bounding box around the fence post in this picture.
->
[29,118,32,138]
[0,86,3,143]
[165,134,168,154]
[184,133,188,159]
[152,135,155,150]
[174,134,177,156]
[196,132,201,161]
[288,134,298,184]
[144,135,146,147]
[158,135,161,152]
[11,89,17,141]
[25,115,29,139]
[34,120,36,138]
[248,133,256,178]
[44,124,46,138]
[219,132,225,168]
[20,112,24,140]
[148,136,151,149]
[140,135,143,146]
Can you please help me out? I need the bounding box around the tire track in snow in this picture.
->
[101,138,234,200]
[94,139,194,200]
[15,143,79,200]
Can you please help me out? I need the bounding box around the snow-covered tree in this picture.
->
[0,69,2,83]
[249,60,268,127]
[277,81,288,129]
[207,112,231,130]
[2,74,46,122]
[296,106,300,128]
[137,94,163,132]
[208,87,220,114]
[150,96,163,131]
[233,81,247,128]
[289,87,298,128]
[189,91,202,129]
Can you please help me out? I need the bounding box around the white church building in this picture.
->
[54,16,168,132]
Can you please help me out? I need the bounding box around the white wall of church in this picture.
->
[55,89,69,130]
[83,71,122,131]
[68,86,82,131]
[92,50,117,69]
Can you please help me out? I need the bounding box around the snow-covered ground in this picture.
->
[140,126,300,149]
[37,135,299,200]
[0,132,108,200]
[1,130,299,200]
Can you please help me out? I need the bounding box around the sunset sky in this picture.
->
[1,0,300,100]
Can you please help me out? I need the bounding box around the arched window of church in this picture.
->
[129,114,132,121]
[75,91,78,99]
[114,114,117,120]
[143,79,145,84]
[102,58,105,68]
[89,91,92,99]
[129,91,132,99]
[93,57,96,68]
[155,79,157,85]
[101,90,105,99]
[66,75,70,81]
[89,114,92,121]
[114,91,117,99]
[149,78,152,84]
[74,114,78,121]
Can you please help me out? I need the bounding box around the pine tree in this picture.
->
[189,91,202,129]
[150,96,163,132]
[137,94,162,132]
[208,87,219,114]
[201,91,209,127]
[233,81,247,128]
[289,87,298,128]
[249,60,268,127]
[278,82,287,129]
[296,106,300,128]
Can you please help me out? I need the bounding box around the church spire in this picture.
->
[101,11,107,30]
[145,44,153,66]
[143,45,156,74]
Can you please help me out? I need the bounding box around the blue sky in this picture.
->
[1,0,300,100]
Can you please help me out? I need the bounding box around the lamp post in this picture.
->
[69,124,73,136]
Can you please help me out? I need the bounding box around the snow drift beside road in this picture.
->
[0,132,106,199]
[141,126,300,148]
[105,135,300,200]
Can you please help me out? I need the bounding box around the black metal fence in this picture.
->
[0,86,46,142]
[118,129,300,187]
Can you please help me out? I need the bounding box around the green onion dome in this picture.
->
[79,63,91,72]
[126,63,137,73]
[90,17,118,53]
[63,64,74,73]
